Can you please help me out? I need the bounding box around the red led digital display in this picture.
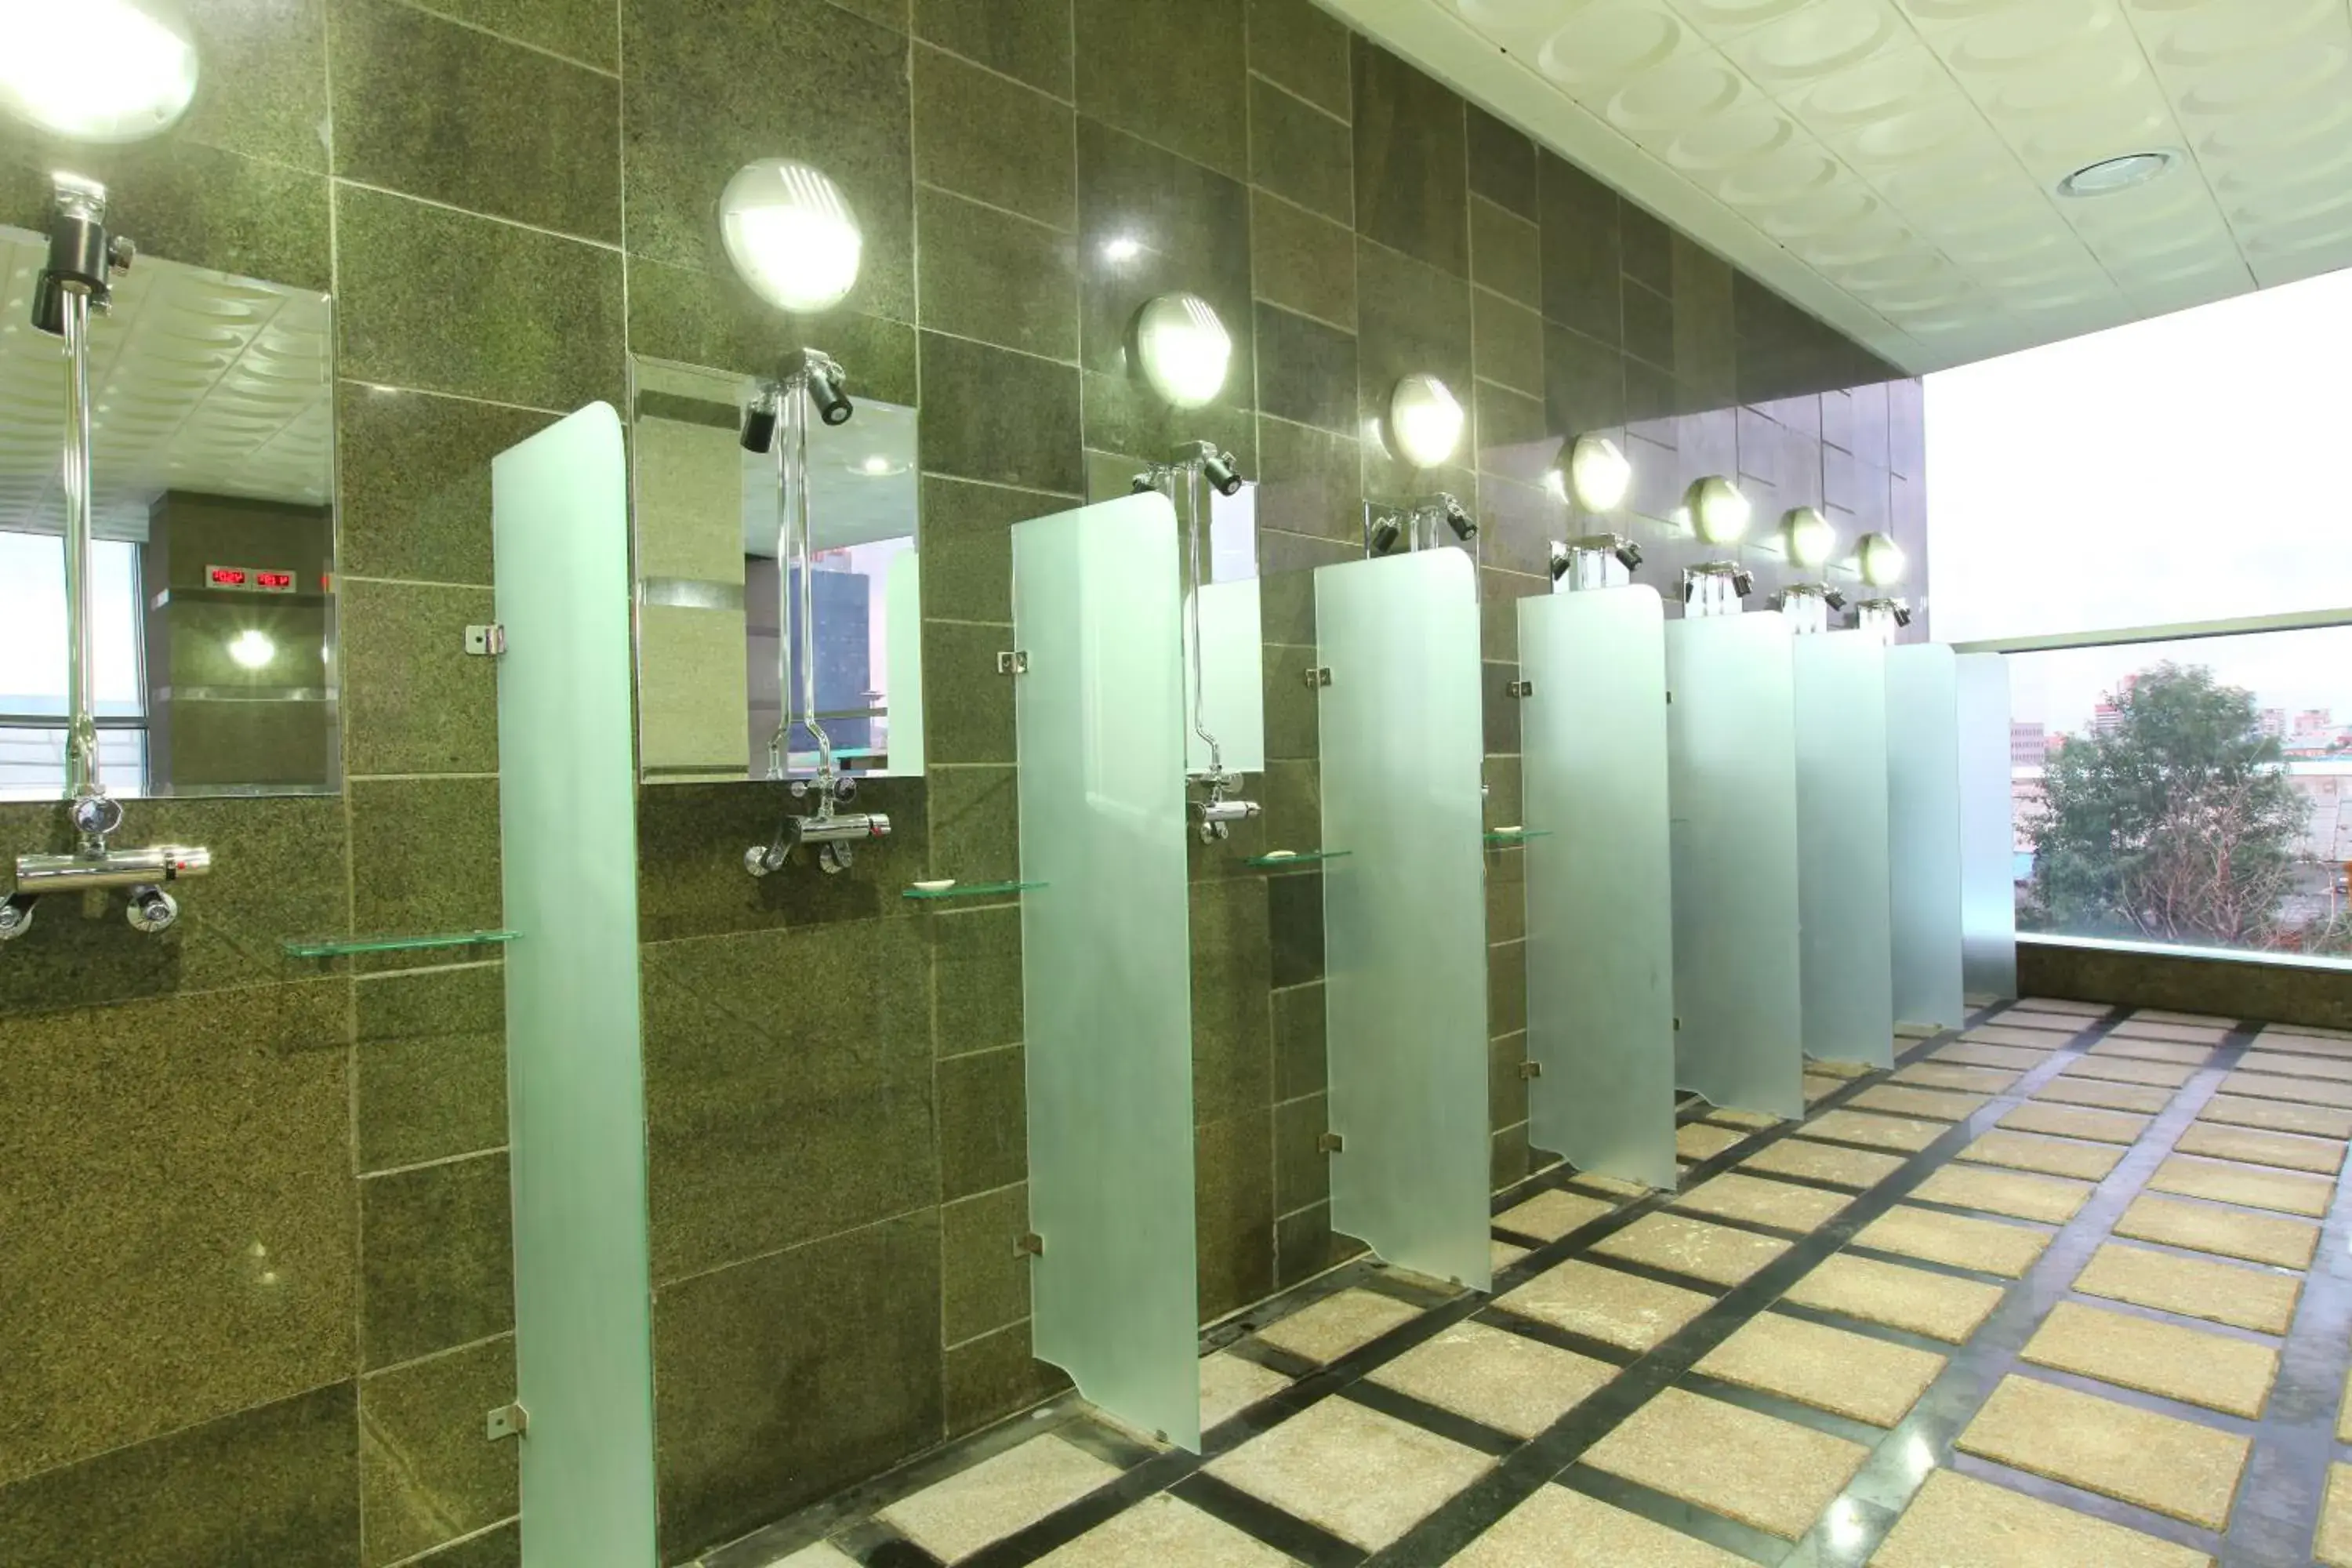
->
[205,565,299,593]
[208,567,249,586]
[255,572,295,591]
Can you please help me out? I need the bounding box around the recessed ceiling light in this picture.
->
[2056,151,2177,198]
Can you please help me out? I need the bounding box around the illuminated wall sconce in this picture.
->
[1134,292,1233,410]
[1559,434,1633,513]
[1857,531,1907,587]
[0,0,200,143]
[1684,476,1752,546]
[1388,373,1465,470]
[1781,506,1836,571]
[721,159,864,314]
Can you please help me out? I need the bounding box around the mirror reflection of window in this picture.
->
[1184,480,1265,778]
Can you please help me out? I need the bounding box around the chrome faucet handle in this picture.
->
[68,793,124,844]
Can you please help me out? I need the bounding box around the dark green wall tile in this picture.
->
[1075,0,1248,180]
[933,901,1024,1055]
[1479,566,1544,662]
[179,0,331,169]
[628,257,919,403]
[922,476,1064,626]
[622,0,913,324]
[0,138,329,294]
[1475,290,1542,400]
[0,1382,358,1568]
[914,46,1076,230]
[360,1337,518,1566]
[835,0,913,30]
[1254,305,1359,436]
[1488,935,1527,1040]
[1275,1201,1363,1290]
[1466,105,1536,220]
[357,964,509,1173]
[1356,240,1473,498]
[1258,549,1319,646]
[1247,0,1350,120]
[920,332,1085,493]
[1267,866,1323,989]
[1263,643,1320,764]
[1191,879,1273,1127]
[329,0,620,242]
[1624,280,1674,372]
[1352,40,1467,278]
[1486,813,1526,944]
[1475,380,1546,474]
[916,0,1074,97]
[946,1319,1068,1436]
[337,385,552,586]
[1489,1026,1529,1131]
[653,1211,942,1561]
[939,1043,1026,1199]
[1544,321,1626,438]
[337,185,622,409]
[1480,474,1555,575]
[360,1152,514,1369]
[1482,658,1522,758]
[922,619,1017,765]
[1272,982,1326,1102]
[422,0,618,67]
[1673,235,1737,401]
[339,579,498,777]
[634,779,926,942]
[1492,1121,1531,1189]
[1255,416,1359,545]
[2017,942,2352,1031]
[1470,198,1540,311]
[0,983,353,1486]
[916,187,1080,361]
[1076,119,1254,382]
[1258,759,1320,859]
[1274,1092,1330,1213]
[943,1182,1032,1343]
[641,920,934,1282]
[1251,191,1355,329]
[1621,203,1672,295]
[412,1523,519,1567]
[1250,78,1352,226]
[1194,1110,1274,1318]
[1539,153,1621,347]
[1081,372,1258,473]
[927,763,1020,883]
[349,776,503,946]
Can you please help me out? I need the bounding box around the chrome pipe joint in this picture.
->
[1365,493,1475,557]
[1776,581,1846,635]
[1854,597,1913,643]
[1131,441,1245,500]
[1552,533,1644,590]
[1681,561,1755,619]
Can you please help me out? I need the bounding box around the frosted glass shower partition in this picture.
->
[1012,492,1201,1450]
[1665,612,1805,1120]
[1517,587,1676,1192]
[1792,636,1896,1069]
[1957,652,2018,999]
[1315,550,1491,1291]
[493,405,659,1567]
[1887,644,1967,1029]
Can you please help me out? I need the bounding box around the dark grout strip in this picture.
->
[1168,1472,1366,1568]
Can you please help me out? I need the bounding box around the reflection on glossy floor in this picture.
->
[706,1003,2352,1568]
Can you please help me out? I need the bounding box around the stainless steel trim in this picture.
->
[1951,607,2352,655]
[639,578,746,612]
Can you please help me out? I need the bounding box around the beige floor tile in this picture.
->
[2072,1242,2302,1335]
[1913,1164,2094,1224]
[1893,1062,2018,1094]
[1491,1239,1529,1271]
[2341,1370,2351,1446]
[1584,1388,1868,1540]
[1595,1213,1791,1287]
[1256,1288,1425,1364]
[1200,1352,1290,1431]
[1674,1172,1849,1232]
[1741,1139,1906,1190]
[1998,1010,2101,1032]
[1695,1312,1944,1425]
[2017,997,2113,1015]
[2257,1026,2352,1057]
[2033,1076,2176,1113]
[1568,1172,1654,1200]
[1998,1102,2151,1145]
[878,1436,1123,1563]
[1799,1109,1947,1152]
[1675,1122,1746,1162]
[1495,1259,1713,1352]
[2022,1300,2279,1418]
[1958,1374,2249,1530]
[2199,1093,2352,1140]
[1935,1040,2051,1071]
[2149,1153,2336,1218]
[2061,1056,2196,1088]
[1966,1025,2078,1050]
[1369,1320,1614,1439]
[769,1544,862,1568]
[1959,1129,2123,1181]
[1871,1468,2213,1568]
[1853,1205,2051,1277]
[2089,1035,2214,1065]
[2131,1009,2234,1028]
[1494,1187,1616,1242]
[1802,1073,1847,1105]
[2267,1021,2352,1040]
[1810,1058,1878,1079]
[2240,1050,2352,1083]
[2113,1194,2321,1269]
[1780,1254,2005,1341]
[2321,1463,2352,1568]
[2223,1070,2352,1109]
[1030,1494,1295,1567]
[1448,1483,1752,1567]
[1850,1084,1991,1121]
[1204,1396,1492,1550]
[1708,1107,1785,1131]
[2111,1019,2232,1045]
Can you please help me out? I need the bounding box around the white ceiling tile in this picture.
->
[1717,0,1912,86]
[1531,1,1706,93]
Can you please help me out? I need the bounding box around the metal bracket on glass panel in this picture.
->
[1519,1061,1543,1080]
[1508,677,1534,699]
[998,650,1029,676]
[1015,1232,1045,1258]
[1302,666,1331,689]
[463,623,506,657]
[485,1402,529,1443]
[1316,1132,1345,1154]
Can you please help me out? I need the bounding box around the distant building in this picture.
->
[2260,709,2289,740]
[2287,760,2352,864]
[2092,701,2124,737]
[2010,722,2045,768]
[2293,709,2336,745]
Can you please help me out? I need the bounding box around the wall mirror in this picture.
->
[628,355,922,784]
[0,226,337,800]
[1184,477,1264,777]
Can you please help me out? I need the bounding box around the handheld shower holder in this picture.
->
[1364,492,1475,557]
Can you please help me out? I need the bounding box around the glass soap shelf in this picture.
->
[1483,829,1555,848]
[1245,850,1352,869]
[284,930,519,959]
[901,880,1046,902]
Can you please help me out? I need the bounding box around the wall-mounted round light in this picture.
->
[1685,476,1751,546]
[1135,292,1232,410]
[1389,374,1465,470]
[720,159,863,314]
[0,0,200,143]
[1857,532,1908,587]
[1782,506,1836,571]
[2057,151,2176,199]
[1564,434,1632,512]
[227,629,276,670]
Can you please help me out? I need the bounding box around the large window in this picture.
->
[0,532,147,798]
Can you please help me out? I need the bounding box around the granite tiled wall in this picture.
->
[0,1,1923,1564]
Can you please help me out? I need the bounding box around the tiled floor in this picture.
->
[703,1002,2352,1568]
